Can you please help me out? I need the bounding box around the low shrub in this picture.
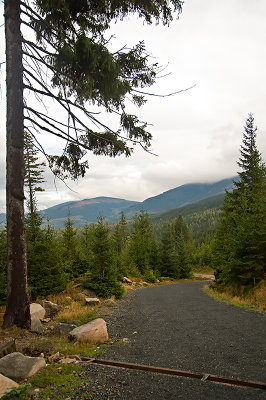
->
[82,275,124,299]
[144,269,157,283]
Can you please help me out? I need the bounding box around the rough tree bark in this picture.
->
[3,0,30,329]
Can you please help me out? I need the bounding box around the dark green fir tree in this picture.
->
[213,114,266,288]
[160,222,179,278]
[83,217,124,298]
[113,211,128,276]
[129,210,156,274]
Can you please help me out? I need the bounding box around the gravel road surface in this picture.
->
[80,281,266,399]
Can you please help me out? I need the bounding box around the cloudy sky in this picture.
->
[0,0,266,213]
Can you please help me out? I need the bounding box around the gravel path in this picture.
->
[80,282,266,399]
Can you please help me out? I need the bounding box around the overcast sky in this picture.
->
[1,0,266,213]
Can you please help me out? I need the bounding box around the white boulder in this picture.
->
[84,298,100,306]
[69,318,108,344]
[30,303,46,320]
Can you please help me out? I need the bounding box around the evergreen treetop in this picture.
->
[236,113,265,191]
[213,114,266,288]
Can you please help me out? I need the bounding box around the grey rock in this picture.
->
[30,318,44,334]
[53,323,77,336]
[0,373,19,397]
[82,289,97,298]
[0,352,46,379]
[69,318,109,344]
[42,300,62,318]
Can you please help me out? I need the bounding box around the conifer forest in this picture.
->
[1,114,265,309]
[1,1,266,330]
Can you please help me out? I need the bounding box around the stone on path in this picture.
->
[42,300,62,318]
[0,352,46,379]
[30,303,46,320]
[0,374,19,398]
[69,318,108,344]
[84,297,100,306]
[30,318,44,334]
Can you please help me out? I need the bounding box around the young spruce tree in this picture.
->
[83,217,124,298]
[213,114,266,288]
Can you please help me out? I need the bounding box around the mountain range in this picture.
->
[40,177,236,228]
[0,177,236,229]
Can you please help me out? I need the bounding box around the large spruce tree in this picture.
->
[213,114,266,288]
[4,0,183,328]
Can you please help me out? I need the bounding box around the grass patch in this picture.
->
[203,280,266,312]
[55,300,97,325]
[46,336,98,357]
[28,363,83,399]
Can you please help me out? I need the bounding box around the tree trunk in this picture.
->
[3,0,30,329]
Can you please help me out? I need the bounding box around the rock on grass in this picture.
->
[68,318,108,344]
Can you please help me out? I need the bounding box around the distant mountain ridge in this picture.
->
[0,177,237,229]
[40,196,140,225]
[124,177,235,216]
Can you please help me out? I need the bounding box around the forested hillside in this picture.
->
[151,194,223,244]
[124,178,234,215]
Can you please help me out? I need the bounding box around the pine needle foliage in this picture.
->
[213,114,266,289]
[21,0,183,178]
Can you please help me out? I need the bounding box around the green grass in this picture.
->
[1,385,29,400]
[49,337,98,357]
[57,310,97,325]
[29,363,83,399]
[55,300,98,325]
